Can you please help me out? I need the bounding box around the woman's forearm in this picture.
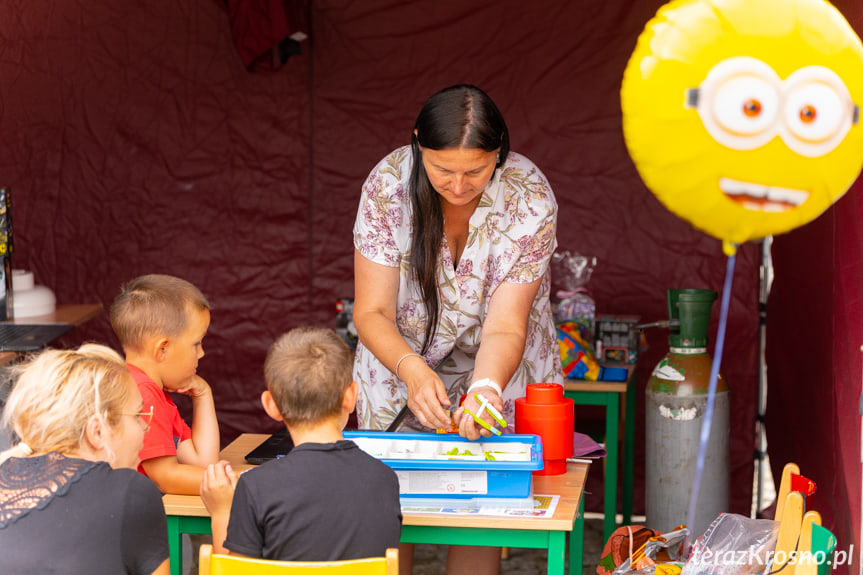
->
[471,329,527,390]
[353,309,423,378]
[471,278,541,391]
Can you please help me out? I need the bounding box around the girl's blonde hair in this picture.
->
[0,343,133,464]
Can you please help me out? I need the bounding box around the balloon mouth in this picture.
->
[719,177,808,212]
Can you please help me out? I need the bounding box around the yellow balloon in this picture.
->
[621,0,863,252]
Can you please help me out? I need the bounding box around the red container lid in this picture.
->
[524,382,565,403]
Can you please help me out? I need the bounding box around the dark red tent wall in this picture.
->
[767,151,863,572]
[0,0,312,436]
[306,0,761,521]
[0,0,760,521]
[3,0,858,557]
[765,3,863,573]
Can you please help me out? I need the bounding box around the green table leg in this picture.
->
[400,526,574,575]
[548,530,566,574]
[166,515,212,575]
[622,374,636,526]
[564,390,619,542]
[604,393,619,541]
[167,516,182,575]
[569,495,585,575]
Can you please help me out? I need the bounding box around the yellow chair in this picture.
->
[774,491,805,573]
[792,511,837,575]
[772,462,819,573]
[775,462,816,522]
[198,545,399,575]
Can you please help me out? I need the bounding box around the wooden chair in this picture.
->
[792,511,836,575]
[772,463,818,573]
[775,463,816,522]
[773,490,805,572]
[198,545,399,575]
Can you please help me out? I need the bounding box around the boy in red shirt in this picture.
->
[110,274,220,494]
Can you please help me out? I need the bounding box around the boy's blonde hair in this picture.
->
[0,344,132,464]
[264,327,353,426]
[110,274,210,352]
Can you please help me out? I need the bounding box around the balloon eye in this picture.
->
[799,105,817,124]
[743,99,762,117]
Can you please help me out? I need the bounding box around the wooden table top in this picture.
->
[562,364,635,393]
[163,433,589,532]
[1,303,104,326]
[0,303,104,366]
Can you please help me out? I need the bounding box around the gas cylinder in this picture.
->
[645,289,729,537]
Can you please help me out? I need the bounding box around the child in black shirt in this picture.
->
[201,326,402,560]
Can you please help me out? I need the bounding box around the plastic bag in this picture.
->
[681,513,780,575]
[612,526,690,575]
[598,525,662,575]
[552,250,597,343]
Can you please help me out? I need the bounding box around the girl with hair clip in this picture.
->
[0,344,169,574]
[353,84,562,575]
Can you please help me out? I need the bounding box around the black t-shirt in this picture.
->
[225,440,402,560]
[0,454,168,574]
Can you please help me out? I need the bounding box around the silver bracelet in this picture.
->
[395,352,422,379]
[466,378,503,396]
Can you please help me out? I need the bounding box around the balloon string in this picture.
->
[685,249,736,549]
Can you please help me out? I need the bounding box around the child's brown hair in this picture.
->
[110,274,210,352]
[264,326,353,426]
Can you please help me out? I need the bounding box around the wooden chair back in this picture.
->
[773,463,825,575]
[775,462,816,522]
[793,511,836,575]
[774,490,805,573]
[198,545,399,575]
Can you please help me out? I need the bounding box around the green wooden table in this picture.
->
[163,434,590,575]
[564,366,637,542]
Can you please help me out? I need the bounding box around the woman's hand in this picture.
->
[400,357,453,429]
[454,386,505,440]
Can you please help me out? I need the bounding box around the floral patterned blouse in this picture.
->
[353,146,563,432]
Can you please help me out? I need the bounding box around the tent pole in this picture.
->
[755,237,772,517]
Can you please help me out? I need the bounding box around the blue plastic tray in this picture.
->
[344,431,544,499]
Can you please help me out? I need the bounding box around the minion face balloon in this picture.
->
[621,0,863,251]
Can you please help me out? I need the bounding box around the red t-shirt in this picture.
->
[128,364,193,476]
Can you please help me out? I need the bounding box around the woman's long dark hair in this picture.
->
[409,85,510,354]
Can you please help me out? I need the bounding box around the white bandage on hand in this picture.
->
[466,378,502,396]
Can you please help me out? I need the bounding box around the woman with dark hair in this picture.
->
[353,85,561,573]
[353,84,562,443]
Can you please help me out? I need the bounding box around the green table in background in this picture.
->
[563,366,637,542]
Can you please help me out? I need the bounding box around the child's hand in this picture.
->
[200,460,238,516]
[201,460,238,554]
[175,374,211,398]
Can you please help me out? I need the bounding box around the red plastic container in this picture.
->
[514,383,574,475]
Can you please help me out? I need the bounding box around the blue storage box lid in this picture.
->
[343,431,544,471]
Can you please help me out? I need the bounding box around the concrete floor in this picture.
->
[412,513,606,575]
